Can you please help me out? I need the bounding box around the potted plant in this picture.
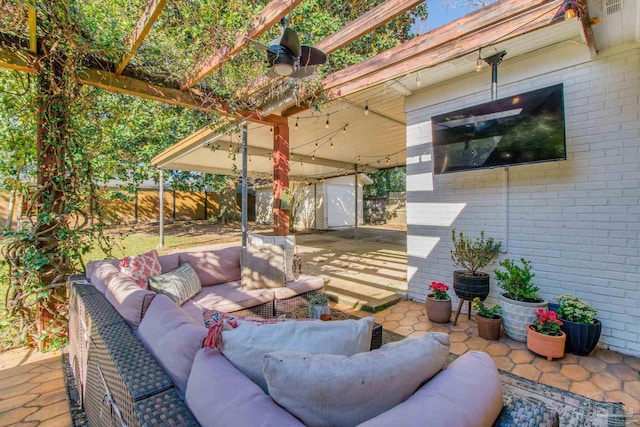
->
[425,281,451,323]
[495,258,547,342]
[555,294,601,355]
[527,308,566,361]
[451,230,502,301]
[308,292,331,319]
[472,297,502,340]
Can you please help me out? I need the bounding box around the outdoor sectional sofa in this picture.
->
[68,243,559,427]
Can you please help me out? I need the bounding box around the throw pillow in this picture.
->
[240,244,286,290]
[185,348,305,427]
[218,317,374,393]
[248,233,296,282]
[137,294,207,398]
[119,249,161,288]
[262,332,450,427]
[148,263,202,306]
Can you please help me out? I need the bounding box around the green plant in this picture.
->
[531,308,563,336]
[308,293,330,305]
[451,230,502,275]
[472,297,501,318]
[555,294,598,324]
[494,258,541,302]
[429,281,450,300]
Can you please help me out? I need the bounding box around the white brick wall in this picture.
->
[406,44,640,356]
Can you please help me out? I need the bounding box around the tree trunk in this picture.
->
[5,189,16,229]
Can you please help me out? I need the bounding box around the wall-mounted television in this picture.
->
[431,84,566,174]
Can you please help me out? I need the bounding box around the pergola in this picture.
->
[0,0,595,237]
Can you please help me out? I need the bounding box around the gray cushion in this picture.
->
[149,263,202,306]
[241,244,286,290]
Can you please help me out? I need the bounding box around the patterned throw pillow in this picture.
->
[120,249,162,288]
[148,263,202,306]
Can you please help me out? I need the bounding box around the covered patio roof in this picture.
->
[151,1,594,181]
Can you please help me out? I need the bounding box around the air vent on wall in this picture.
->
[606,0,623,15]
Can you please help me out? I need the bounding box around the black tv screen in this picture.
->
[431,84,566,174]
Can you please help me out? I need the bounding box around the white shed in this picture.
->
[255,174,373,229]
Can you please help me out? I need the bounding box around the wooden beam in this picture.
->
[116,0,167,75]
[323,0,560,92]
[327,1,564,99]
[576,0,597,58]
[181,0,304,90]
[233,0,424,100]
[0,46,38,73]
[27,2,37,53]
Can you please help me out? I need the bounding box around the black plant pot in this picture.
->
[453,270,490,301]
[561,318,602,356]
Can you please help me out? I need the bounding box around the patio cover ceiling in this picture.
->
[152,15,591,181]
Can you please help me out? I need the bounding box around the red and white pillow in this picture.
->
[120,249,161,288]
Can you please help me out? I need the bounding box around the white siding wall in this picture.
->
[406,44,640,356]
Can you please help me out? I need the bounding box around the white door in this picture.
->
[327,184,355,227]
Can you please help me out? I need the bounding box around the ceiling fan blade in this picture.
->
[300,45,327,66]
[279,27,301,58]
[267,45,294,67]
[290,65,316,79]
[244,36,275,53]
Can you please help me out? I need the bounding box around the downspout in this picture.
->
[158,169,164,248]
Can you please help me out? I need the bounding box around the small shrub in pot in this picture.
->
[450,230,501,301]
[555,294,601,355]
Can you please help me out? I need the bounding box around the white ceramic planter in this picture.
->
[499,294,547,342]
[308,303,330,319]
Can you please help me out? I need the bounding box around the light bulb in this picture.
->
[330,141,334,149]
[416,72,422,87]
[342,126,347,134]
[312,154,315,161]
[325,115,329,129]
[365,100,369,116]
[295,118,299,130]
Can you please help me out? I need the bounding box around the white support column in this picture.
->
[241,125,248,247]
[158,169,164,248]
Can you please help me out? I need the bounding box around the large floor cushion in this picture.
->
[220,317,374,393]
[180,281,275,323]
[357,351,503,427]
[185,348,304,427]
[137,294,208,397]
[263,332,450,427]
[179,246,241,286]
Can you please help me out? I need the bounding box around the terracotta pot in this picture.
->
[477,315,502,341]
[526,325,566,361]
[425,294,452,323]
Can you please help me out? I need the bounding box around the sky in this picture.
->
[412,1,498,34]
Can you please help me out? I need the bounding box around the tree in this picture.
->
[363,167,406,198]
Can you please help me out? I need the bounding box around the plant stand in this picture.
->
[452,298,473,326]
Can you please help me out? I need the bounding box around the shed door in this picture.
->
[327,184,355,227]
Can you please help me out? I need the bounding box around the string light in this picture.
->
[476,47,484,72]
[291,152,294,159]
[315,141,318,148]
[330,139,334,149]
[325,115,330,129]
[342,126,347,134]
[295,118,299,130]
[364,99,369,116]
[416,72,422,87]
[357,156,361,163]
[270,127,273,133]
[312,154,315,161]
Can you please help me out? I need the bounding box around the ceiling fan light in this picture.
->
[273,62,295,76]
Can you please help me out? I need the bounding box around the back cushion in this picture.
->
[185,348,304,427]
[137,294,207,398]
[248,233,296,282]
[105,273,156,328]
[179,246,241,286]
[240,244,286,290]
[219,317,374,393]
[90,262,119,294]
[86,259,119,280]
[158,253,180,274]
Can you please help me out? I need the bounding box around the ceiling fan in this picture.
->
[247,17,327,78]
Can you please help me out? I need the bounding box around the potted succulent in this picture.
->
[495,258,547,342]
[425,281,451,323]
[555,294,601,355]
[472,297,502,340]
[451,230,502,301]
[308,292,331,319]
[527,308,566,361]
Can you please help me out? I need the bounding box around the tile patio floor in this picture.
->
[0,301,638,426]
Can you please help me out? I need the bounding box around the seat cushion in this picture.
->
[241,244,286,290]
[179,246,241,286]
[148,263,202,306]
[219,317,374,393]
[137,294,207,398]
[185,348,304,427]
[272,275,325,300]
[248,233,296,282]
[357,352,503,427]
[263,333,450,427]
[105,273,156,328]
[183,281,275,320]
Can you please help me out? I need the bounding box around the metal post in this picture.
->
[158,169,164,248]
[483,51,507,100]
[241,125,248,247]
[354,167,358,242]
